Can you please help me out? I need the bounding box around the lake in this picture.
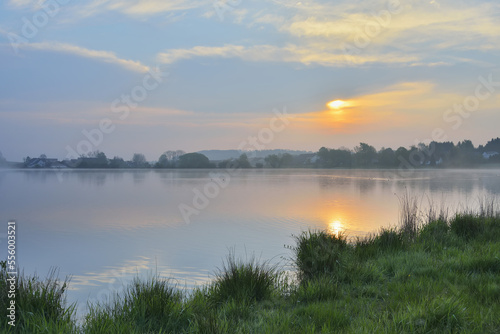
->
[1,168,499,318]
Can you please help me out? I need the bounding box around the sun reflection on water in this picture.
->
[328,219,344,237]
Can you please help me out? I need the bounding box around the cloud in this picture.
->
[291,81,468,134]
[232,9,248,24]
[75,0,208,18]
[156,43,419,67]
[157,0,500,68]
[0,100,196,127]
[7,0,39,8]
[249,0,500,66]
[252,13,285,26]
[285,1,500,47]
[19,41,150,73]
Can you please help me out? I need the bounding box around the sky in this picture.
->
[0,0,499,162]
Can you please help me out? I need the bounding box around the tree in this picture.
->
[163,150,186,161]
[155,150,186,168]
[263,153,294,168]
[457,140,474,152]
[318,147,330,165]
[331,148,352,168]
[109,156,126,168]
[484,138,500,152]
[354,143,377,167]
[378,148,396,167]
[265,154,281,168]
[22,156,31,167]
[178,153,212,168]
[95,151,108,167]
[217,159,233,169]
[78,151,108,168]
[280,153,293,167]
[429,141,454,166]
[395,147,409,165]
[452,140,479,166]
[132,153,148,168]
[39,154,47,159]
[155,153,170,168]
[236,154,251,168]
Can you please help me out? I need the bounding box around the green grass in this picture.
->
[208,252,280,305]
[83,275,189,334]
[291,230,350,282]
[0,264,76,333]
[3,200,500,333]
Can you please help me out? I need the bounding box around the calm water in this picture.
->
[1,168,500,317]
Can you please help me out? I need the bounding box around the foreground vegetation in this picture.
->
[2,199,500,333]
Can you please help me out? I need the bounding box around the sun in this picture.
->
[327,100,346,109]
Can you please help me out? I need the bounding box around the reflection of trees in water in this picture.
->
[22,170,63,184]
[156,170,180,186]
[480,173,500,196]
[317,175,353,189]
[357,178,376,193]
[156,169,215,186]
[391,171,477,195]
[131,170,149,184]
[18,170,110,187]
[316,170,500,203]
[76,171,108,186]
[112,171,125,182]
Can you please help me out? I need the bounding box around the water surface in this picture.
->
[1,168,499,317]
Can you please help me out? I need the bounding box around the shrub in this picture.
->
[292,230,349,282]
[377,228,407,251]
[450,214,483,240]
[209,253,278,305]
[418,219,451,249]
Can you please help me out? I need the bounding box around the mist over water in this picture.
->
[1,168,499,317]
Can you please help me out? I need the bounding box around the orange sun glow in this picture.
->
[327,100,346,109]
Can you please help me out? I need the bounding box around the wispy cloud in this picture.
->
[7,0,39,9]
[252,13,286,26]
[0,100,195,126]
[75,0,208,18]
[156,43,418,66]
[157,0,500,68]
[282,3,500,47]
[19,41,150,73]
[250,0,500,66]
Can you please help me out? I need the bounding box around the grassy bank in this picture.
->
[2,200,500,333]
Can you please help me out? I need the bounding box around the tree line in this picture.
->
[316,138,500,169]
[5,137,500,169]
